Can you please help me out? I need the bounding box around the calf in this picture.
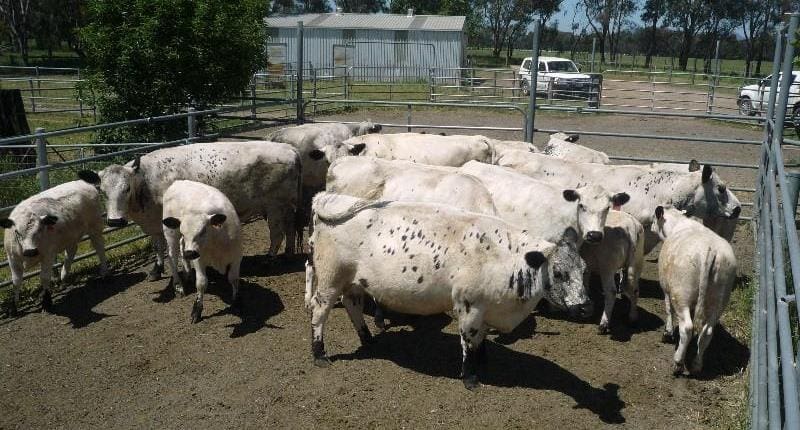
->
[580,210,644,334]
[306,192,590,389]
[78,141,300,282]
[1,181,107,315]
[652,206,737,376]
[161,180,242,323]
[544,132,610,164]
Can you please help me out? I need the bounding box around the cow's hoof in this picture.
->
[314,356,332,368]
[672,362,685,377]
[190,301,203,324]
[688,361,703,376]
[462,376,480,391]
[661,332,674,344]
[41,291,53,313]
[597,324,610,335]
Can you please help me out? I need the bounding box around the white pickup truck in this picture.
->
[738,72,800,123]
[518,56,593,97]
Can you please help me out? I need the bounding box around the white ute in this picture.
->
[738,71,800,125]
[518,56,593,97]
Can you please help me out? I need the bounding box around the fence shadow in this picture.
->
[332,326,625,424]
[51,272,147,328]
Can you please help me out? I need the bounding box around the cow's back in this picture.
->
[350,133,492,166]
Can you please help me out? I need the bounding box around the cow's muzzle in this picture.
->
[585,231,604,243]
[183,250,200,260]
[106,218,128,228]
[22,248,39,257]
[728,206,742,219]
[568,301,594,320]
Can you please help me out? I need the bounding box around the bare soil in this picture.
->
[0,109,760,429]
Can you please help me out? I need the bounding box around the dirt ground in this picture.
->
[0,109,762,429]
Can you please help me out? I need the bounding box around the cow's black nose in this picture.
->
[183,250,200,260]
[22,248,39,257]
[730,206,741,219]
[585,231,604,243]
[106,218,128,227]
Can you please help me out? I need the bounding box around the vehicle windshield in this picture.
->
[547,61,578,73]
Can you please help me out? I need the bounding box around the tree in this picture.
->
[481,0,561,59]
[0,0,33,65]
[664,0,710,71]
[83,0,268,140]
[339,0,383,13]
[607,0,635,60]
[440,0,481,43]
[641,0,665,68]
[739,0,776,77]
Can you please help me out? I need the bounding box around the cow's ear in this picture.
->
[78,170,101,185]
[41,215,58,226]
[162,217,181,229]
[0,219,13,229]
[655,206,664,220]
[566,134,580,142]
[524,251,547,270]
[308,149,325,160]
[688,159,700,172]
[702,164,713,183]
[131,156,141,172]
[611,192,630,207]
[349,143,366,155]
[561,226,579,244]
[209,213,227,227]
[562,189,579,202]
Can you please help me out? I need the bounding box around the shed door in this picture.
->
[333,44,353,77]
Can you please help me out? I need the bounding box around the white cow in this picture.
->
[580,210,644,334]
[652,206,736,376]
[495,151,741,253]
[1,181,107,315]
[161,180,242,324]
[342,133,493,166]
[325,157,590,321]
[306,192,590,389]
[78,141,300,282]
[544,132,610,164]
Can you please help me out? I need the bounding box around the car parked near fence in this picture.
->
[738,72,800,129]
[518,56,593,98]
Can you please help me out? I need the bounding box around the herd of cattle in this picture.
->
[1,122,741,389]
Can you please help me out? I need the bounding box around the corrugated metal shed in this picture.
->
[264,12,466,81]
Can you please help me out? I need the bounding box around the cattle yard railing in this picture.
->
[750,14,800,430]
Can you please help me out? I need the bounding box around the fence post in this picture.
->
[34,127,49,191]
[312,66,318,116]
[187,107,196,143]
[78,85,84,118]
[250,83,257,119]
[406,103,412,132]
[35,66,41,97]
[707,40,720,114]
[28,78,36,112]
[526,20,541,143]
[296,21,304,125]
[590,38,596,73]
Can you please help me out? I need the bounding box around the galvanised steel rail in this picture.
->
[750,15,800,430]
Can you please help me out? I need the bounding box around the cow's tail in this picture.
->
[693,248,716,334]
[312,191,388,224]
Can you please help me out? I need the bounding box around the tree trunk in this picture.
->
[644,16,658,68]
[678,28,694,71]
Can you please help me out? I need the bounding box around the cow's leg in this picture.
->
[672,308,693,376]
[263,209,286,260]
[623,264,640,326]
[164,231,185,297]
[40,254,55,312]
[598,271,616,334]
[8,257,23,317]
[455,300,487,390]
[148,236,166,281]
[304,259,315,309]
[374,303,386,332]
[284,207,297,257]
[662,294,675,343]
[88,229,108,278]
[60,243,77,284]
[190,260,207,324]
[228,260,241,309]
[310,289,337,367]
[690,323,714,375]
[342,290,374,346]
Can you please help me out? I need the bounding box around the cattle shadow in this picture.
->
[362,298,452,333]
[240,254,307,277]
[637,278,665,299]
[493,314,540,344]
[332,329,625,424]
[665,324,750,380]
[221,280,285,338]
[50,272,147,328]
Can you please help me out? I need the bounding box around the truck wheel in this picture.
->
[739,97,754,116]
[520,80,530,96]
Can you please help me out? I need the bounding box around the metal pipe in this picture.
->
[526,20,541,143]
[34,128,48,190]
[537,105,765,122]
[296,21,304,125]
[536,127,761,146]
[607,155,757,169]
